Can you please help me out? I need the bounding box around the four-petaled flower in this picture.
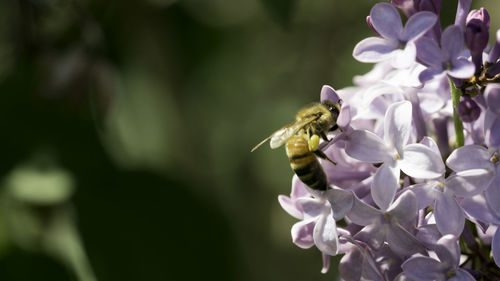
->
[353,2,437,69]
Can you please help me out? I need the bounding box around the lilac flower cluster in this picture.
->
[278,1,500,280]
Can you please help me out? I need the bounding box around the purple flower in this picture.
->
[416,25,475,82]
[346,190,426,257]
[446,145,499,217]
[279,176,355,272]
[461,194,500,267]
[402,235,476,281]
[281,176,339,255]
[345,101,445,211]
[353,2,437,69]
[408,137,491,236]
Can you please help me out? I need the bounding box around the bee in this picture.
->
[251,100,341,191]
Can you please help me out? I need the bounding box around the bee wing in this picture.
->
[251,120,299,152]
[251,115,319,152]
[269,115,318,149]
[250,135,273,152]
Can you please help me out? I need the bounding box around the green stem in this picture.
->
[449,78,464,147]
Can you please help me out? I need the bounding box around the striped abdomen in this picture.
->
[285,136,327,191]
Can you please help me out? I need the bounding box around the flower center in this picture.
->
[446,269,456,277]
[395,152,400,160]
[436,182,445,189]
[491,153,499,165]
[383,213,391,223]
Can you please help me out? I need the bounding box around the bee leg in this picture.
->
[320,131,329,142]
[313,150,337,165]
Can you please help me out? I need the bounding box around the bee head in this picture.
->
[322,100,342,117]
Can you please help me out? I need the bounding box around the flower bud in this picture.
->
[390,0,415,17]
[465,8,490,56]
[457,96,481,122]
[414,0,441,14]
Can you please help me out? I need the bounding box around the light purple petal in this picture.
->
[416,224,441,249]
[410,182,438,210]
[337,105,351,130]
[345,130,392,163]
[415,37,443,68]
[346,194,382,226]
[446,145,491,172]
[486,174,500,218]
[385,101,412,154]
[391,42,417,69]
[461,194,500,225]
[372,160,400,211]
[445,169,494,197]
[353,37,399,63]
[400,143,446,179]
[388,190,418,223]
[370,2,403,40]
[278,195,303,219]
[291,175,309,198]
[321,253,330,274]
[450,269,477,281]
[402,11,438,41]
[441,25,464,61]
[419,67,443,83]
[313,212,338,256]
[402,256,446,280]
[320,85,340,103]
[435,234,460,267]
[394,273,413,281]
[448,58,475,79]
[486,116,500,147]
[485,83,500,114]
[339,247,363,281]
[296,198,327,219]
[326,188,354,220]
[291,219,316,248]
[435,192,465,236]
[420,136,441,156]
[354,224,387,250]
[387,223,425,257]
[493,229,500,267]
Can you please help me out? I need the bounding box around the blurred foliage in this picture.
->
[0,0,497,280]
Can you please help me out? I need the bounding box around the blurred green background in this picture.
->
[0,0,498,281]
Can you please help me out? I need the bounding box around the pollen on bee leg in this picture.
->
[309,134,320,151]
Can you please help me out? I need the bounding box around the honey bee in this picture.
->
[251,100,341,191]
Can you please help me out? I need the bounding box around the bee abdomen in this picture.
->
[286,136,328,191]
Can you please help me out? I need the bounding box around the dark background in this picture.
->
[0,0,496,280]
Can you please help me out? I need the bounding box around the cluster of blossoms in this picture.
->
[278,0,500,280]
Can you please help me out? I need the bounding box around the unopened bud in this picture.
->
[415,0,441,14]
[390,0,415,17]
[457,96,481,122]
[465,8,490,55]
